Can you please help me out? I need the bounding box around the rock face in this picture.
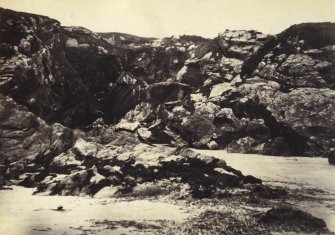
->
[0,94,75,162]
[125,23,335,158]
[1,5,335,175]
[241,23,335,89]
[268,88,335,156]
[236,23,335,157]
[0,8,128,127]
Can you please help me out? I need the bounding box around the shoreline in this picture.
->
[1,152,334,235]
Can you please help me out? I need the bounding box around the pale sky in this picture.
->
[1,0,335,38]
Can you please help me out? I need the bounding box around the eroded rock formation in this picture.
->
[1,7,335,197]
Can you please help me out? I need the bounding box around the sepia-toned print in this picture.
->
[0,0,334,234]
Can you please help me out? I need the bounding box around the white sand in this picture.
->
[0,186,188,235]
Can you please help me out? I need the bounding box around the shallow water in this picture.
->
[194,150,335,232]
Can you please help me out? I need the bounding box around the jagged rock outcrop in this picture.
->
[1,7,335,165]
[268,88,335,155]
[0,94,75,163]
[0,8,128,127]
[234,23,335,157]
[9,135,262,198]
[241,23,335,89]
[109,25,335,159]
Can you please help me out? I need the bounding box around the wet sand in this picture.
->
[194,150,335,232]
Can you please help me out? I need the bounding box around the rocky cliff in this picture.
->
[1,7,335,172]
[114,25,335,161]
[0,8,127,128]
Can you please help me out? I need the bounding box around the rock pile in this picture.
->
[2,134,264,198]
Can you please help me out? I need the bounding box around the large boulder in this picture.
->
[262,137,291,156]
[137,122,175,145]
[39,165,110,196]
[180,115,216,148]
[217,30,268,60]
[234,78,281,106]
[104,72,147,122]
[175,61,205,87]
[122,102,154,123]
[209,82,234,98]
[260,205,328,233]
[0,94,75,162]
[49,152,82,173]
[268,88,335,156]
[145,82,192,104]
